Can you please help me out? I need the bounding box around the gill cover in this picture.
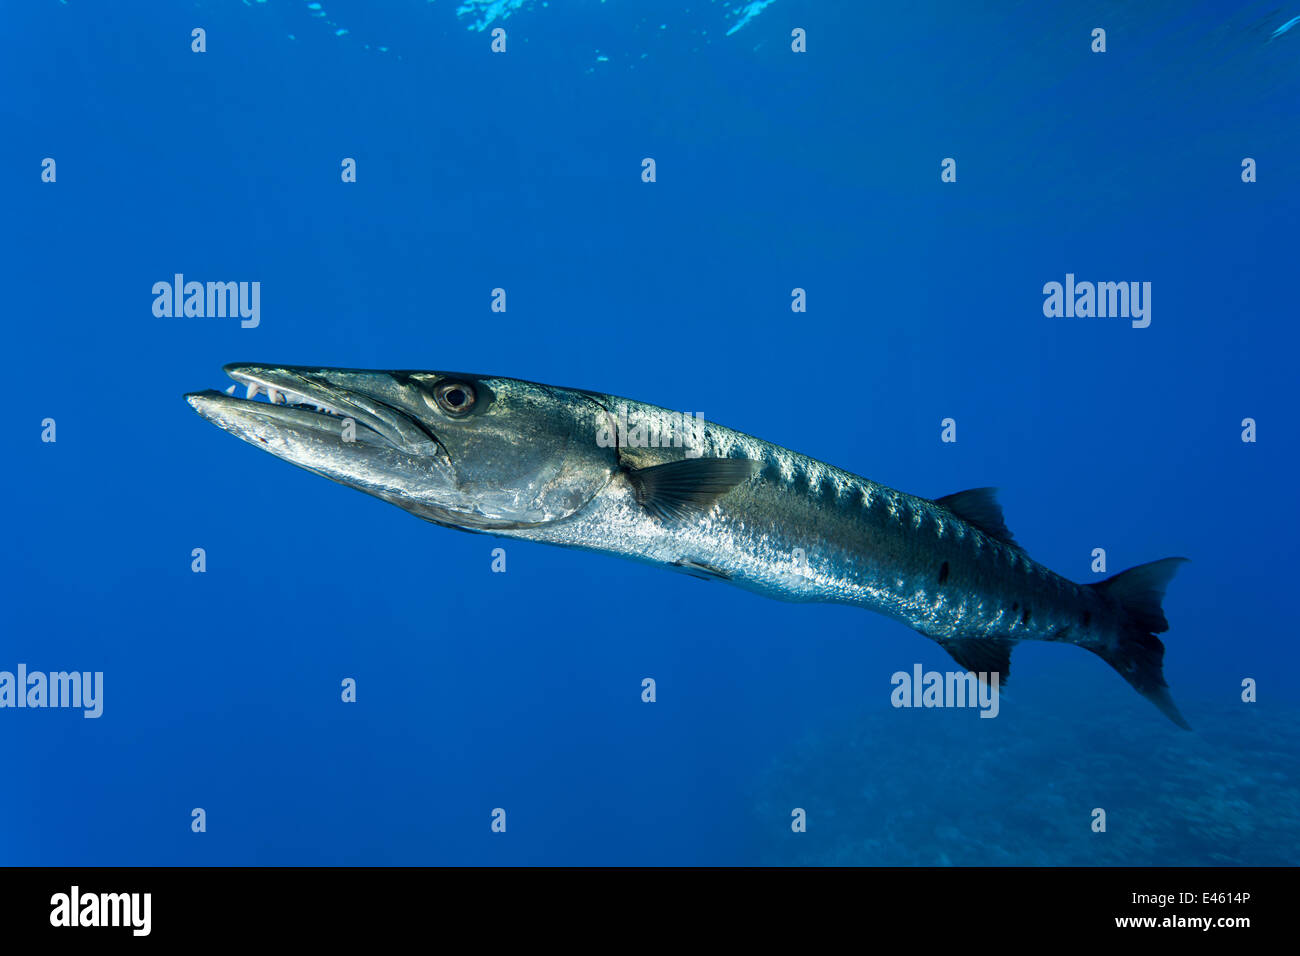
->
[397,373,619,528]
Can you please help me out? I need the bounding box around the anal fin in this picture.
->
[938,636,1017,685]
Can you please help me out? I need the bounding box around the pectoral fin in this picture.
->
[626,458,761,521]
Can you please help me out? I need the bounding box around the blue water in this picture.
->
[4,1,1298,866]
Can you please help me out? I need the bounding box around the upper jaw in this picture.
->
[224,364,348,415]
[186,363,442,454]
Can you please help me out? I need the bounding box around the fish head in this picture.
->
[185,364,619,529]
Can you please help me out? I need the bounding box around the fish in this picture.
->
[1271,14,1300,39]
[185,363,1191,728]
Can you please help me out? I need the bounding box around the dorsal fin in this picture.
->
[935,487,1016,545]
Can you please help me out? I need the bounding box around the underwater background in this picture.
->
[3,0,1298,865]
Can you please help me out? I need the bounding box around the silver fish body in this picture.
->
[187,364,1189,727]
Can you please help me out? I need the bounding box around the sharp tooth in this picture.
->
[225,385,237,395]
[246,384,261,400]
[268,387,282,404]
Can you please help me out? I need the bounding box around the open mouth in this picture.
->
[216,365,350,419]
[224,379,348,417]
[185,364,444,455]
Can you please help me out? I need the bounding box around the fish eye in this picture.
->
[435,380,476,415]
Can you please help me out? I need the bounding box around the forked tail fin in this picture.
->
[1087,557,1191,729]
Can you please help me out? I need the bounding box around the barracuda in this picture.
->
[186,363,1191,728]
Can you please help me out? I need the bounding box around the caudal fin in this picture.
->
[1087,557,1191,730]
